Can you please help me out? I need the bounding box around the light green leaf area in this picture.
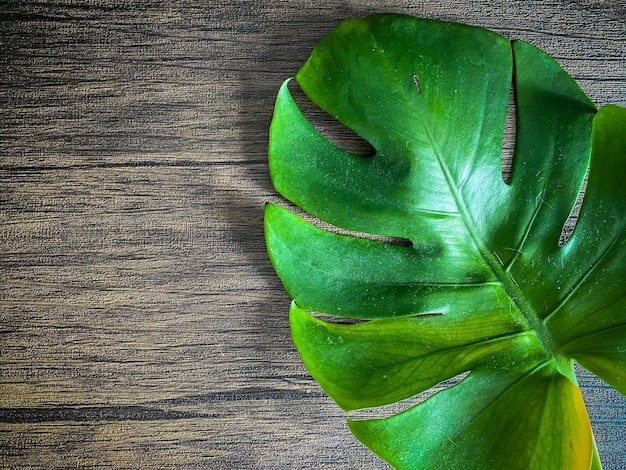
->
[264,13,626,470]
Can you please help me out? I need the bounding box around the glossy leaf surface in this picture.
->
[265,13,626,470]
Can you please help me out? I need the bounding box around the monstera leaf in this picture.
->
[264,13,626,470]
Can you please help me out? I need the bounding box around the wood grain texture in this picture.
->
[0,0,624,468]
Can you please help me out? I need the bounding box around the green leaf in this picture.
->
[265,13,626,470]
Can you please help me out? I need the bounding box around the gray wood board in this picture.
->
[1,1,624,468]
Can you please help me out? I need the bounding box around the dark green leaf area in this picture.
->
[551,105,626,396]
[266,203,500,319]
[265,12,626,470]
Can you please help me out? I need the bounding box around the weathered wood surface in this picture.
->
[0,1,624,468]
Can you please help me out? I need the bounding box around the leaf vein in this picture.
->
[543,224,625,324]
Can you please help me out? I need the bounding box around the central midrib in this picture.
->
[419,117,565,374]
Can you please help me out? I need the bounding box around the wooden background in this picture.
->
[1,0,624,468]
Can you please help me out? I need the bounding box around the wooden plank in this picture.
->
[1,1,624,468]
